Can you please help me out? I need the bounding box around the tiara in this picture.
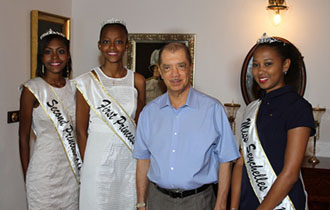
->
[257,33,284,45]
[101,18,126,28]
[40,29,65,40]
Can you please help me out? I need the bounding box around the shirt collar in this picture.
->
[159,87,199,110]
[159,92,170,108]
[260,85,294,100]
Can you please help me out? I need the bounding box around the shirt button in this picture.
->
[174,132,177,136]
[267,102,270,105]
[176,115,179,119]
[172,149,176,153]
[170,167,174,170]
[171,185,174,188]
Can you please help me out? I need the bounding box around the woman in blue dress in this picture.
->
[231,34,315,210]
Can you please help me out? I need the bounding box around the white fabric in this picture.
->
[25,78,78,210]
[79,67,137,210]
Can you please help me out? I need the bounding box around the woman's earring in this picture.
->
[42,65,45,74]
[67,66,70,77]
[284,71,288,75]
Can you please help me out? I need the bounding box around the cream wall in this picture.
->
[1,0,329,209]
[71,0,330,156]
[0,0,71,209]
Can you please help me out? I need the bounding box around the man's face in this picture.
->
[159,48,192,95]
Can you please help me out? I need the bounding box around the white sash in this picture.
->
[241,100,295,209]
[25,78,82,184]
[73,71,136,152]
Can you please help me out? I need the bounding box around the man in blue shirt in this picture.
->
[133,42,240,210]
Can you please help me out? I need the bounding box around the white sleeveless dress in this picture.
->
[25,78,79,210]
[79,67,137,210]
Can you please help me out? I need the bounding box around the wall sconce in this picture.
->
[267,0,288,25]
[308,106,326,165]
[224,102,241,134]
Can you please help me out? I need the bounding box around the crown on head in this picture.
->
[40,29,65,40]
[101,18,126,28]
[257,33,284,45]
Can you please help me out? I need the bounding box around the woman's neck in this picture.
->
[43,73,66,88]
[101,62,126,78]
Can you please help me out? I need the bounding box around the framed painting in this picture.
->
[30,10,70,78]
[127,33,196,103]
[127,33,196,81]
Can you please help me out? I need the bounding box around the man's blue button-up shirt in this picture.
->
[133,88,240,190]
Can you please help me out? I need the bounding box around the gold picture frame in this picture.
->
[30,10,70,78]
[127,33,196,85]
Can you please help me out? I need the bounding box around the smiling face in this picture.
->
[98,25,128,64]
[42,38,70,75]
[252,45,291,93]
[159,48,192,96]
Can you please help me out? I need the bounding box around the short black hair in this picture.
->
[99,23,128,42]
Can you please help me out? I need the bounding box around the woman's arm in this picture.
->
[19,87,37,181]
[75,90,90,161]
[134,72,146,123]
[257,126,311,210]
[230,155,244,209]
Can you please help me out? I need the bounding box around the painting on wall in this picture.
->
[127,33,196,103]
[30,10,70,78]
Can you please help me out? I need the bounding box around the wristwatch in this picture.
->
[136,202,146,208]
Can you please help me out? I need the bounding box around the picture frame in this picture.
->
[127,33,196,103]
[30,10,70,78]
[127,33,196,84]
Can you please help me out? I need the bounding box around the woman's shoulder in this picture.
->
[21,77,45,92]
[286,91,313,111]
[133,71,146,87]
[285,96,315,134]
[19,77,47,98]
[24,77,43,86]
[133,71,145,81]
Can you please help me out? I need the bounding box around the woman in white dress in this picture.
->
[19,29,81,210]
[75,18,146,209]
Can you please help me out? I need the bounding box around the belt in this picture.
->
[155,183,211,199]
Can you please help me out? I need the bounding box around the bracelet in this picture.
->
[136,202,146,208]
